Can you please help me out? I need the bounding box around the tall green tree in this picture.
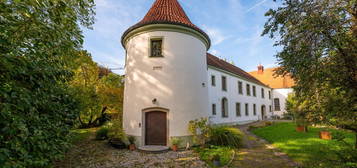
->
[70,51,124,128]
[263,0,357,148]
[0,0,95,167]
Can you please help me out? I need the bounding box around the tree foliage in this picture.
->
[0,0,95,167]
[70,51,124,128]
[263,0,357,147]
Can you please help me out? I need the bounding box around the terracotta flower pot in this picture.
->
[296,126,306,132]
[319,131,332,140]
[171,145,178,152]
[129,144,136,151]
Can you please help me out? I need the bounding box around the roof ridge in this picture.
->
[207,53,269,87]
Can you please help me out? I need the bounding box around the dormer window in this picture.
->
[150,38,163,57]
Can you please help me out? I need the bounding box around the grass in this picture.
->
[69,128,94,144]
[251,122,356,167]
[194,146,234,167]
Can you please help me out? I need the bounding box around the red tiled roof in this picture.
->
[249,68,295,89]
[122,0,210,46]
[207,53,268,87]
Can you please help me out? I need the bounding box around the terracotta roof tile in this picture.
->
[249,67,295,89]
[122,0,210,45]
[207,53,268,87]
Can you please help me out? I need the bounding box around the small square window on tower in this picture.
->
[150,38,163,57]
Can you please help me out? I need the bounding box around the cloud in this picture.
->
[202,25,231,46]
[246,0,268,13]
[83,0,148,74]
[210,49,220,56]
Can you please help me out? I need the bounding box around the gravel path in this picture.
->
[230,121,300,168]
[56,121,299,168]
[54,130,207,168]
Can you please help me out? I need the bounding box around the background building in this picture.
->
[249,65,295,117]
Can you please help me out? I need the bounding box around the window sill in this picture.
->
[149,55,164,58]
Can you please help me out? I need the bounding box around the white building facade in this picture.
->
[207,60,273,125]
[121,0,287,147]
[272,88,294,117]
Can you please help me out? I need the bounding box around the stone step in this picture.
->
[138,145,170,153]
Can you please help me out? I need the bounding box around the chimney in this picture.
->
[257,64,264,74]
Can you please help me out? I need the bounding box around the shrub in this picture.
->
[0,0,95,167]
[208,126,243,148]
[195,145,234,167]
[188,118,211,147]
[95,127,109,140]
[212,154,220,161]
[108,119,125,140]
[127,136,136,145]
[171,137,182,146]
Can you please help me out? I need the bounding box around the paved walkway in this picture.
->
[230,121,299,168]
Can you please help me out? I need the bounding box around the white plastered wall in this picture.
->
[207,68,273,124]
[123,31,209,146]
[272,88,294,116]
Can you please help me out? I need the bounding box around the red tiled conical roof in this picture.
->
[122,0,210,47]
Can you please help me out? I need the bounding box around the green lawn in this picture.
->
[251,122,356,167]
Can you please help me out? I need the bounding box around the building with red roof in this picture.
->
[121,0,288,148]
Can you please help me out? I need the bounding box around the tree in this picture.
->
[0,0,95,167]
[70,51,124,128]
[286,93,310,131]
[70,51,102,128]
[262,0,357,148]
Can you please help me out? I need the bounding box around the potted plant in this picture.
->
[296,124,306,132]
[295,119,308,132]
[171,137,182,152]
[128,136,136,151]
[212,154,221,167]
[319,128,332,140]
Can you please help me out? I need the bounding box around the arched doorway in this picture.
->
[261,105,266,120]
[145,111,167,145]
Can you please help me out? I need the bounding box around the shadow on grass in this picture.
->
[251,122,356,167]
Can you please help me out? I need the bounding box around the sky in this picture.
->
[82,0,282,74]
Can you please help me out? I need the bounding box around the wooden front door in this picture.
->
[145,111,167,145]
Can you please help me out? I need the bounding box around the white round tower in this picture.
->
[121,0,211,147]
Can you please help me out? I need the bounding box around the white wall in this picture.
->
[207,68,273,124]
[123,31,209,144]
[272,88,294,116]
